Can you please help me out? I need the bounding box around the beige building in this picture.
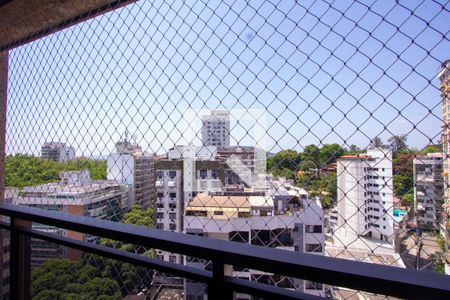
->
[439,59,450,239]
[184,181,325,298]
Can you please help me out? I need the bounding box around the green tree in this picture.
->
[319,144,345,165]
[420,144,442,154]
[388,134,408,152]
[299,160,317,172]
[266,150,300,174]
[301,145,320,166]
[94,204,155,296]
[402,192,414,207]
[393,174,412,197]
[5,154,107,189]
[31,259,121,300]
[370,136,385,148]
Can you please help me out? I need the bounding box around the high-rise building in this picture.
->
[154,151,225,263]
[413,153,444,230]
[16,170,128,266]
[439,59,450,240]
[336,148,394,243]
[107,136,155,208]
[41,141,75,161]
[184,180,325,298]
[201,110,230,147]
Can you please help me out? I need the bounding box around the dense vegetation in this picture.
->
[31,205,155,299]
[31,259,121,300]
[266,144,345,208]
[5,154,107,189]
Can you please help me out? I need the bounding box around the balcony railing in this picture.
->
[0,203,449,300]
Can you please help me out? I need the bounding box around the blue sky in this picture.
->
[5,0,450,156]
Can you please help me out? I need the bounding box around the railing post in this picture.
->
[208,261,233,300]
[10,217,31,300]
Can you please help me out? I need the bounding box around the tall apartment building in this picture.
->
[41,141,75,161]
[439,59,450,239]
[201,110,230,147]
[184,181,325,298]
[154,148,225,263]
[16,170,128,266]
[107,137,155,208]
[414,153,444,230]
[336,148,394,243]
[217,146,266,186]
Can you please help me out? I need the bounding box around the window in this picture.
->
[169,192,176,198]
[169,224,177,231]
[305,281,323,290]
[199,169,207,179]
[169,170,176,178]
[169,255,177,263]
[169,212,176,220]
[214,210,224,215]
[305,225,322,233]
[305,244,322,252]
[157,192,164,198]
[156,170,163,178]
[157,213,164,219]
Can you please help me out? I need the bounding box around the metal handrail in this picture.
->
[0,203,449,299]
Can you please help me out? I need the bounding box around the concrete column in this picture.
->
[0,49,7,300]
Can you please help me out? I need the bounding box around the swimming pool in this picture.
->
[393,209,407,223]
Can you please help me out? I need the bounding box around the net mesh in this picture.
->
[2,0,449,298]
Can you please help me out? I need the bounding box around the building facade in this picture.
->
[16,170,128,266]
[154,157,225,264]
[184,182,325,299]
[414,153,444,230]
[201,110,230,147]
[107,137,155,208]
[41,142,75,161]
[336,148,394,243]
[439,59,450,239]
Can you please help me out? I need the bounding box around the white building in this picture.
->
[184,181,325,298]
[16,170,128,266]
[336,148,394,243]
[41,141,75,161]
[414,153,444,230]
[107,137,155,208]
[201,110,230,147]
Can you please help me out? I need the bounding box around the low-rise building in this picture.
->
[413,153,444,230]
[184,181,325,298]
[16,170,128,266]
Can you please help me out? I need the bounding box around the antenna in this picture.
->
[132,133,138,145]
[124,130,129,143]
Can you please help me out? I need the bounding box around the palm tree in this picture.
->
[388,134,408,152]
[370,136,385,148]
